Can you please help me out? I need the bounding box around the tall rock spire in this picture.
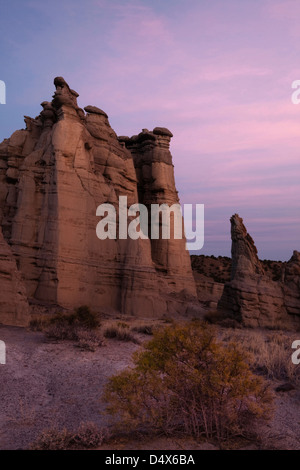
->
[230,213,264,279]
[218,214,300,328]
[0,77,198,325]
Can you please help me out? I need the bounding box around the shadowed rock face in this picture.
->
[230,214,264,280]
[0,227,29,326]
[0,77,198,326]
[218,214,300,328]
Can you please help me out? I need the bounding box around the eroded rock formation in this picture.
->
[0,77,198,326]
[218,214,300,328]
[0,227,29,326]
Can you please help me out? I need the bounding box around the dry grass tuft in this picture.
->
[30,422,109,450]
[220,329,300,384]
[132,324,154,335]
[103,323,140,344]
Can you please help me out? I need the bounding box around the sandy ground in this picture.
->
[0,325,140,450]
[0,325,299,450]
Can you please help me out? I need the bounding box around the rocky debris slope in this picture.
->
[217,214,300,328]
[0,77,198,326]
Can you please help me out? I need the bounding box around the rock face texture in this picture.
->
[193,275,224,310]
[0,227,29,326]
[0,77,197,325]
[218,214,300,328]
[283,250,300,318]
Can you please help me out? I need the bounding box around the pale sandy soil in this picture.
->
[0,324,299,450]
[0,325,139,450]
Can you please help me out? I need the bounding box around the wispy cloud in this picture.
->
[0,0,299,259]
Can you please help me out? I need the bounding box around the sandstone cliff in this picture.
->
[0,77,198,326]
[217,214,300,328]
[0,227,29,326]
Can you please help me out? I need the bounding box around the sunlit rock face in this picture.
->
[0,77,198,325]
[218,214,300,328]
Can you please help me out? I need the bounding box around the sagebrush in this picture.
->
[104,322,274,443]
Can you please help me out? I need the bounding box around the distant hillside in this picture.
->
[191,254,285,284]
[191,255,231,283]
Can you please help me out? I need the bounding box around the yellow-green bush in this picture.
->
[104,322,273,443]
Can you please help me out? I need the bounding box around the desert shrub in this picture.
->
[29,317,47,331]
[72,306,100,329]
[104,323,273,443]
[44,323,78,341]
[48,306,99,329]
[30,428,73,450]
[76,329,103,351]
[44,324,103,350]
[43,306,102,350]
[132,325,154,335]
[30,422,108,450]
[43,306,101,347]
[69,422,108,448]
[31,306,100,336]
[104,324,139,344]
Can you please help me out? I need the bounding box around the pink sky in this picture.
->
[0,0,299,260]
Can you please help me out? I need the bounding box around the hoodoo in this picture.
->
[218,214,300,328]
[0,77,198,326]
